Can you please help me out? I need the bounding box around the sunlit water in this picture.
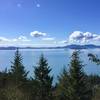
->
[0,49,100,81]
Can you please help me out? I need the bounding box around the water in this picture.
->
[0,49,100,80]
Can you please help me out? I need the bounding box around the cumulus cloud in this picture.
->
[42,37,55,41]
[69,31,100,44]
[0,37,10,42]
[30,31,47,37]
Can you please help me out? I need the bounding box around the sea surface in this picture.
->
[0,49,100,80]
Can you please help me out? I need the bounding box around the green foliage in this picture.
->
[67,51,92,100]
[56,67,70,100]
[56,51,92,100]
[87,75,100,87]
[0,68,8,88]
[10,48,28,85]
[0,50,100,100]
[88,53,100,65]
[0,49,31,100]
[34,54,53,100]
[92,85,100,100]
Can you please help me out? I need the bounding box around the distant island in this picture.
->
[64,44,100,49]
[0,44,100,50]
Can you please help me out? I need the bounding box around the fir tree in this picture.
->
[67,51,92,100]
[56,67,70,100]
[34,54,53,100]
[10,48,28,86]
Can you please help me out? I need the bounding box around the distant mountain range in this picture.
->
[64,44,100,49]
[0,44,100,50]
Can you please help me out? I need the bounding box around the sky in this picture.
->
[0,0,100,47]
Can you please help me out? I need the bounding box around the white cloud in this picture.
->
[69,31,84,42]
[0,37,10,42]
[42,37,55,41]
[0,36,31,46]
[17,36,30,42]
[30,31,47,37]
[94,35,100,41]
[11,36,30,42]
[69,31,100,44]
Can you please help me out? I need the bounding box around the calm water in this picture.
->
[0,49,100,79]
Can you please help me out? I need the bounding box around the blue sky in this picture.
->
[0,0,100,47]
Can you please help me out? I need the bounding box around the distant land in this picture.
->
[0,44,100,50]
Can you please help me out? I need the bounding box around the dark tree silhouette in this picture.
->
[56,67,70,100]
[34,54,53,100]
[10,48,28,86]
[88,53,100,65]
[67,51,92,100]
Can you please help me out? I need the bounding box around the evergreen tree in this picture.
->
[0,68,8,88]
[10,48,28,86]
[87,75,100,87]
[0,69,8,100]
[92,85,100,100]
[67,51,92,100]
[34,54,53,100]
[88,53,100,65]
[56,67,70,100]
